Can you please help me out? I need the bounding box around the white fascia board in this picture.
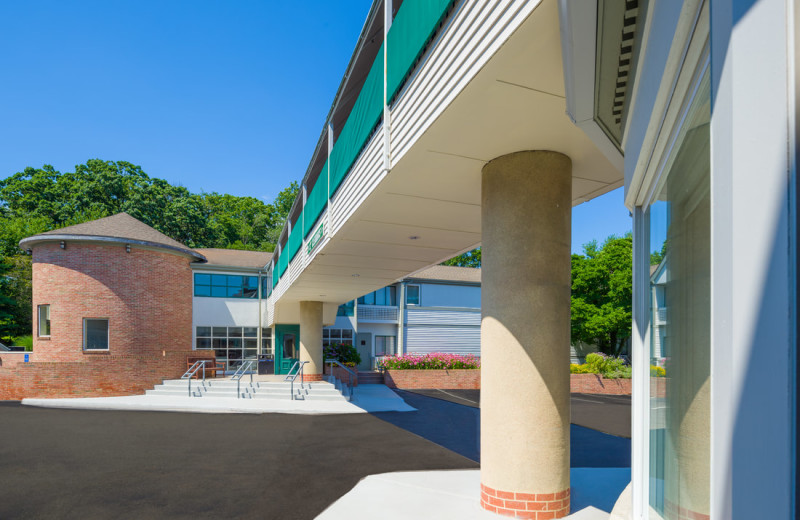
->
[558,0,624,171]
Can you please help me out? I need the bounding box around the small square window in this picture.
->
[83,318,109,351]
[38,305,50,337]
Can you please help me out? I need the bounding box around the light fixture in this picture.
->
[352,274,360,277]
[60,241,66,249]
[125,244,131,253]
[408,235,420,240]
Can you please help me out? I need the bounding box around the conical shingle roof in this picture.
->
[19,212,206,262]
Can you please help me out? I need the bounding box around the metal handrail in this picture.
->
[326,359,355,401]
[180,360,208,397]
[284,361,309,400]
[231,359,256,399]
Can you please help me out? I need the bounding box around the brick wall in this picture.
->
[0,352,29,369]
[383,369,480,389]
[31,241,193,362]
[323,364,359,387]
[0,241,196,400]
[569,374,632,395]
[0,352,191,400]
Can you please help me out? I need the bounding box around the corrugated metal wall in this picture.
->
[405,308,480,355]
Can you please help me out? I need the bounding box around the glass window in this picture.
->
[196,326,262,369]
[337,300,355,316]
[38,305,50,337]
[283,333,296,359]
[388,286,397,306]
[647,70,710,518]
[83,318,109,350]
[322,328,354,347]
[375,336,396,356]
[406,285,420,305]
[194,273,260,299]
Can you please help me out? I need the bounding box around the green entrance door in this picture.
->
[274,324,300,375]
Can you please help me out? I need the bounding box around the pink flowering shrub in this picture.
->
[378,353,481,370]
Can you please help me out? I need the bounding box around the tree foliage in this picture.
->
[571,234,633,356]
[0,159,299,340]
[442,248,481,268]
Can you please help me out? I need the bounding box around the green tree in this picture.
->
[0,159,302,336]
[442,248,481,268]
[0,258,24,341]
[571,234,633,356]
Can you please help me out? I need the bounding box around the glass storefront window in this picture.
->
[647,70,710,519]
[196,325,264,371]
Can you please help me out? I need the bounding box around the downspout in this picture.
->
[398,282,405,356]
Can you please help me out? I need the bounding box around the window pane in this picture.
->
[227,275,244,287]
[212,327,227,337]
[194,285,211,297]
[244,339,257,349]
[407,286,420,305]
[262,339,272,353]
[648,71,710,518]
[228,327,243,338]
[246,276,258,287]
[227,286,243,298]
[243,327,258,338]
[196,337,211,349]
[376,288,386,306]
[262,328,272,339]
[365,292,375,305]
[388,286,397,306]
[211,274,228,286]
[244,349,258,360]
[197,326,211,337]
[84,319,108,350]
[194,273,211,285]
[38,305,50,336]
[357,296,366,305]
[229,338,242,349]
[212,338,227,349]
[341,329,353,339]
[211,286,227,297]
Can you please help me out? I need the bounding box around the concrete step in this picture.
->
[148,379,349,401]
[358,372,385,384]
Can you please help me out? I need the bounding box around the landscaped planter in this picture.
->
[383,369,480,390]
[570,373,632,395]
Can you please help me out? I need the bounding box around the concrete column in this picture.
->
[299,301,324,381]
[480,151,572,518]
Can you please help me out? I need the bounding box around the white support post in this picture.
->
[383,0,392,171]
[631,206,650,519]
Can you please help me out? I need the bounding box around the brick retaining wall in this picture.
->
[0,352,192,400]
[323,365,359,387]
[383,369,480,389]
[0,352,28,369]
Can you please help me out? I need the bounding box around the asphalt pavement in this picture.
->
[0,401,476,520]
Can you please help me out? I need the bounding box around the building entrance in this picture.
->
[275,324,300,375]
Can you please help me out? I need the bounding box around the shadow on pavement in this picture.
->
[373,390,631,467]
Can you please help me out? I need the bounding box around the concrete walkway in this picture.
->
[316,468,630,519]
[21,384,415,414]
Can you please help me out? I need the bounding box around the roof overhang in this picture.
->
[19,234,208,263]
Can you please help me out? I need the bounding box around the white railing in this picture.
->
[358,305,399,321]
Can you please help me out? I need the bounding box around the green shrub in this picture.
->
[570,353,631,379]
[12,335,32,352]
[323,343,361,367]
[650,365,666,377]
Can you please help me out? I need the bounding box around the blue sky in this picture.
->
[0,0,630,253]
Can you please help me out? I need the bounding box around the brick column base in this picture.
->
[480,483,570,519]
[302,373,323,382]
[664,500,710,520]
